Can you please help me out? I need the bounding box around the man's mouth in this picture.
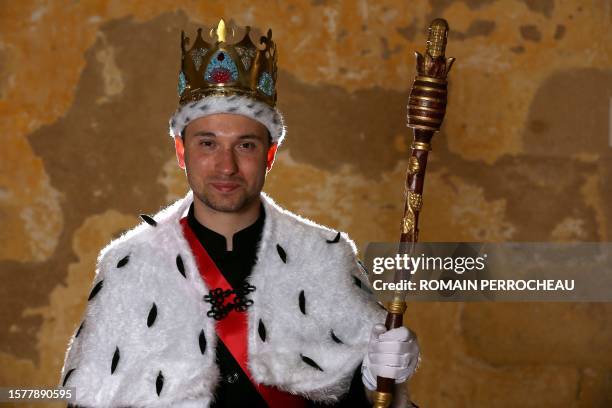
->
[210,182,241,193]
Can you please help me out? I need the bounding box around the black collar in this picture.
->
[186,202,266,256]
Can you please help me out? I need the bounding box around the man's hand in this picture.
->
[361,324,420,391]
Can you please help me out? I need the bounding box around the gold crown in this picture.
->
[177,19,278,107]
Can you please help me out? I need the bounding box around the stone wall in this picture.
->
[0,1,610,406]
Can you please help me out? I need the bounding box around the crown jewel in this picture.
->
[177,20,278,107]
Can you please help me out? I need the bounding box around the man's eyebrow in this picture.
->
[192,131,216,137]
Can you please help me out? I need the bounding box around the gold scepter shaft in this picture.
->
[372,19,455,408]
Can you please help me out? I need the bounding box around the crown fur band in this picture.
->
[168,95,286,145]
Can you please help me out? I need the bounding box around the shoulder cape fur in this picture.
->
[60,192,393,407]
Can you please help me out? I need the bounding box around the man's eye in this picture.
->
[239,142,256,149]
[200,140,215,147]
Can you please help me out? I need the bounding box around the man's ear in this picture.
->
[174,135,186,170]
[266,143,278,172]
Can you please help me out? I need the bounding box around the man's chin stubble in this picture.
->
[198,191,252,213]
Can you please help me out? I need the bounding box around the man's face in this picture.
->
[175,113,277,213]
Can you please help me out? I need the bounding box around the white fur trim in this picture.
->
[168,95,286,145]
[60,192,385,406]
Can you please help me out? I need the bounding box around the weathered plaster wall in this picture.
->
[0,1,610,406]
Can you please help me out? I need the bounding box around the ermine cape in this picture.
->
[60,192,391,407]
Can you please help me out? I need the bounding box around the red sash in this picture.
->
[180,217,307,407]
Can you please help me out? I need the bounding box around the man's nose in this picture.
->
[216,147,238,175]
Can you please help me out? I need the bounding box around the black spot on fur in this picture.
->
[139,214,157,226]
[156,371,164,396]
[62,368,76,386]
[300,354,324,371]
[227,95,238,101]
[185,116,190,122]
[75,321,84,338]
[228,106,238,112]
[189,101,198,108]
[199,104,209,111]
[330,329,344,344]
[272,117,279,125]
[326,232,341,243]
[111,347,120,374]
[147,303,157,327]
[171,119,176,127]
[254,109,263,117]
[354,276,373,294]
[88,280,103,301]
[376,301,388,311]
[258,319,266,342]
[199,329,207,354]
[299,290,306,315]
[357,259,369,275]
[276,244,287,263]
[116,255,129,268]
[176,254,186,278]
[246,103,255,109]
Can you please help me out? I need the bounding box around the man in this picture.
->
[60,20,419,407]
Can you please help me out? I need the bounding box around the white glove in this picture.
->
[361,323,420,391]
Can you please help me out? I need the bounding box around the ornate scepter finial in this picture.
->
[408,19,454,135]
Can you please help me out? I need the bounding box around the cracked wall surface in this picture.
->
[0,1,610,406]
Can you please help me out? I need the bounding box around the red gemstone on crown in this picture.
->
[210,68,232,83]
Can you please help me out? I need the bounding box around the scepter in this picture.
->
[372,19,454,408]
